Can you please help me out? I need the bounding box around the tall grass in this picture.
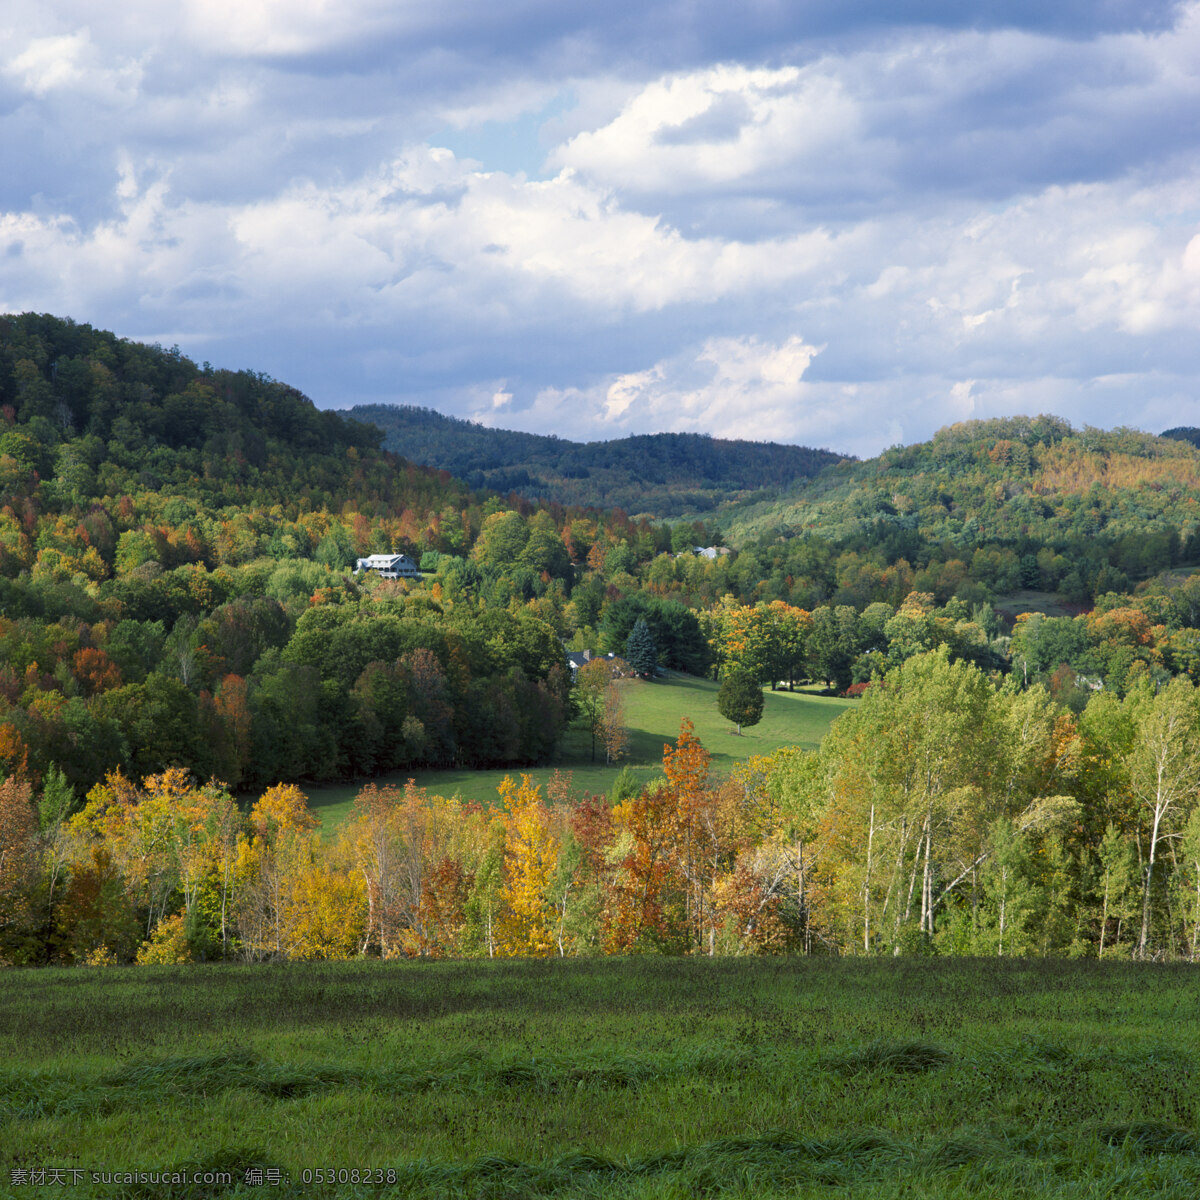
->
[2,958,1199,1197]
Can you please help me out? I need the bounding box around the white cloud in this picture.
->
[177,0,404,57]
[8,33,90,95]
[550,12,1200,231]
[4,29,142,102]
[550,63,862,195]
[3,1,1200,456]
[604,367,663,421]
[510,334,822,442]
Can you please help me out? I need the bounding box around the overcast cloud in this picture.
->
[2,0,1198,456]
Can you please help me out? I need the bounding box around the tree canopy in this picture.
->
[717,667,763,734]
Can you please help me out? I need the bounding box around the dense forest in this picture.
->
[351,403,845,515]
[7,313,1200,964]
[0,314,618,792]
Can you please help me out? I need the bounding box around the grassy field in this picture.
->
[302,674,852,827]
[2,957,1199,1198]
[991,589,1081,630]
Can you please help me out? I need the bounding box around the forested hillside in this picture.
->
[0,314,623,792]
[7,318,1200,801]
[1163,426,1200,450]
[717,415,1200,611]
[350,403,846,515]
[10,316,1200,967]
[728,415,1200,553]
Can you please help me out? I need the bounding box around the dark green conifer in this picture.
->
[624,618,658,678]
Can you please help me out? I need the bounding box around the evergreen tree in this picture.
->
[624,618,658,678]
[718,666,764,734]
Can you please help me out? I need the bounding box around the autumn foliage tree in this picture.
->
[234,783,319,960]
[497,776,559,956]
[0,775,38,962]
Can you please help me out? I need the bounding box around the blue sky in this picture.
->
[2,0,1199,456]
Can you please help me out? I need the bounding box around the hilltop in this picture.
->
[349,403,847,516]
[723,414,1200,552]
[0,313,648,793]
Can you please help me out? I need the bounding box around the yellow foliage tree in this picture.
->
[496,776,559,956]
[137,912,192,964]
[69,769,240,952]
[234,783,320,960]
[281,858,366,961]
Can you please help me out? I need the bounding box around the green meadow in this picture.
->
[302,673,852,826]
[3,958,1199,1198]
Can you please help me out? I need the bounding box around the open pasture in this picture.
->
[3,957,1199,1198]
[303,673,851,826]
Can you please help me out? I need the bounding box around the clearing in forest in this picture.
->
[304,672,851,825]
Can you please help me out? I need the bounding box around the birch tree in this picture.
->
[1127,678,1200,958]
[1175,807,1200,960]
[820,649,1003,950]
[1097,822,1137,957]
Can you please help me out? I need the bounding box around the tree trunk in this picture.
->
[1098,867,1110,960]
[1137,801,1164,959]
[863,802,875,953]
[997,866,1007,957]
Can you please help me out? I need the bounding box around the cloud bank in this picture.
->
[2,0,1198,456]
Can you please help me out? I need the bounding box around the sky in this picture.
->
[2,1,1199,458]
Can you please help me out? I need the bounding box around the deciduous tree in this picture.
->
[497,776,559,956]
[1127,678,1200,958]
[718,667,763,734]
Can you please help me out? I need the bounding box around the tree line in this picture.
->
[5,649,1200,966]
[0,585,573,792]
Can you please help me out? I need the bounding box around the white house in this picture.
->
[353,553,421,579]
[564,648,621,678]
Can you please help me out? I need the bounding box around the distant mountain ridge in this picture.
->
[348,403,849,516]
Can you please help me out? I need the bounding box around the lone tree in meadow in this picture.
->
[718,666,764,734]
[576,656,629,762]
[624,618,658,678]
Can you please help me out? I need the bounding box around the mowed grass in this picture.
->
[991,589,1079,628]
[2,958,1199,1198]
[621,671,848,764]
[303,674,852,826]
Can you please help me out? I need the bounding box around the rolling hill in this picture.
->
[349,403,848,516]
[721,415,1200,552]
